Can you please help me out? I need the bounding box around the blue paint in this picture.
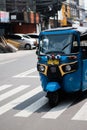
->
[46,82,60,92]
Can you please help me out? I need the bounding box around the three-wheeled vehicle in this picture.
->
[36,27,87,107]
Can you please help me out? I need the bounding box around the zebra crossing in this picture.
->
[13,67,39,78]
[0,84,87,121]
[72,102,87,121]
[0,85,42,115]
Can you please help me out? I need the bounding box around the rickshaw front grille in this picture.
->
[47,65,62,81]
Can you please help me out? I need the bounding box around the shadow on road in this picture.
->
[13,90,87,115]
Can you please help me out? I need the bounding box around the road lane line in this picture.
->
[15,97,48,117]
[13,68,37,78]
[72,102,87,121]
[0,85,30,102]
[0,59,17,65]
[19,75,39,78]
[0,86,42,115]
[0,84,12,92]
[42,101,72,119]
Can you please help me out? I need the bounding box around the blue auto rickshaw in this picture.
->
[36,27,87,107]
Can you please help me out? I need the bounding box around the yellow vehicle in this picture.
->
[0,36,17,53]
[5,39,20,49]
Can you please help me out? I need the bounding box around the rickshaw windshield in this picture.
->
[39,34,73,55]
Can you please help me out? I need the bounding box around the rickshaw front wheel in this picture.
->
[47,91,59,107]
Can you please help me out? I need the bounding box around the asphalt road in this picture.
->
[0,50,87,130]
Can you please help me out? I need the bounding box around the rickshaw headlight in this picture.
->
[38,65,45,72]
[65,65,71,72]
[62,62,78,74]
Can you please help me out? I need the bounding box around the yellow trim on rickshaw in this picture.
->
[59,61,78,76]
[47,59,59,65]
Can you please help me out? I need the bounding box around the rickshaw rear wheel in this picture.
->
[47,91,59,107]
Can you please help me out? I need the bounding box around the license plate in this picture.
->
[47,59,59,65]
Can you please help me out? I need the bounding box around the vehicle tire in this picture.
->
[25,44,31,50]
[47,91,59,107]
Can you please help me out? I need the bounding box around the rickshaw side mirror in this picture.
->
[36,48,39,55]
[36,44,40,55]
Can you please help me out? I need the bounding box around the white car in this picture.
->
[5,33,37,50]
[14,33,37,49]
[26,33,39,46]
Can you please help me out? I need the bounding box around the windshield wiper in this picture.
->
[62,42,71,51]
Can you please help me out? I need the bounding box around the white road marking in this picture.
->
[15,97,48,117]
[18,75,39,78]
[42,101,72,119]
[13,68,37,78]
[0,59,17,65]
[0,86,42,115]
[0,84,12,92]
[0,85,30,102]
[72,102,87,121]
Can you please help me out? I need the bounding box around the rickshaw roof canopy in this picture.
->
[40,27,80,36]
[40,26,87,41]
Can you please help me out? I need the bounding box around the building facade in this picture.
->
[0,0,36,12]
[65,0,86,25]
[0,0,6,11]
[0,0,40,35]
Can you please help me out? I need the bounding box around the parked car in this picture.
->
[4,33,36,50]
[25,33,39,46]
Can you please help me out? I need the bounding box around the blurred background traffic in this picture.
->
[0,33,39,53]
